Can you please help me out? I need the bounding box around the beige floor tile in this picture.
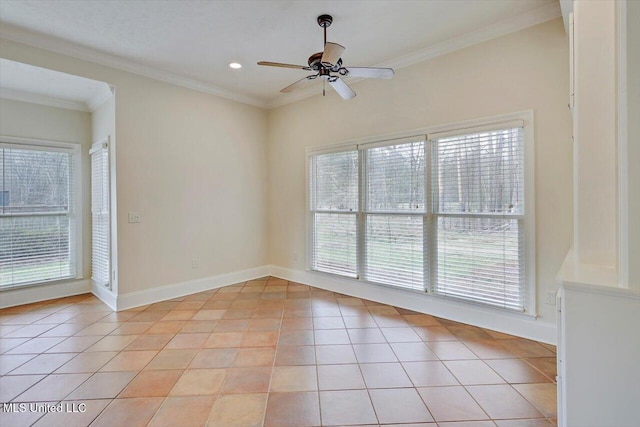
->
[233,347,275,366]
[149,395,216,427]
[275,345,316,365]
[319,389,378,425]
[14,373,90,402]
[241,331,279,347]
[0,354,35,375]
[418,386,489,421]
[271,365,318,391]
[90,397,164,427]
[402,361,460,387]
[360,362,413,388]
[279,330,314,345]
[146,320,188,334]
[85,335,137,352]
[9,352,76,374]
[145,349,198,370]
[347,328,386,344]
[353,343,398,363]
[207,393,267,427]
[45,335,103,353]
[413,326,458,341]
[190,348,238,368]
[0,374,45,401]
[314,329,350,345]
[487,359,553,383]
[494,419,555,427]
[464,339,516,359]
[170,368,226,395]
[427,341,479,360]
[370,388,434,424]
[110,321,154,335]
[513,383,558,418]
[317,364,366,390]
[180,320,218,333]
[165,333,208,349]
[265,391,321,427]
[67,371,136,399]
[500,339,556,358]
[390,342,439,361]
[444,360,506,385]
[467,385,544,419]
[55,351,117,373]
[221,367,272,393]
[120,369,183,397]
[315,344,357,364]
[126,334,173,350]
[205,332,244,347]
[32,398,111,427]
[100,350,157,371]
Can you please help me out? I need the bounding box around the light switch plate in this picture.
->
[128,212,141,223]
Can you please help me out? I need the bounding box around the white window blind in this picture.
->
[91,142,110,287]
[363,140,425,290]
[431,127,525,310]
[308,120,531,313]
[0,144,77,288]
[310,150,358,277]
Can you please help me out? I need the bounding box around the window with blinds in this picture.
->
[310,150,358,277]
[431,127,525,310]
[0,143,78,288]
[309,119,531,313]
[363,140,425,290]
[91,141,110,287]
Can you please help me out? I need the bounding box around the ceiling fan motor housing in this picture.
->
[317,14,333,28]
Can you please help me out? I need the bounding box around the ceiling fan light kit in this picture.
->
[258,14,394,100]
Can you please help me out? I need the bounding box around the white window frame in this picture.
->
[0,135,83,289]
[306,111,536,315]
[90,138,111,289]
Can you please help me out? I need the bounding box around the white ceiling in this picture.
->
[0,58,112,112]
[0,0,559,108]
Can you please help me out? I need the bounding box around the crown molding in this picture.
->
[0,2,560,111]
[0,87,89,111]
[265,2,562,109]
[0,24,268,109]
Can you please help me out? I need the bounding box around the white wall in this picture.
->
[268,18,572,330]
[625,0,640,288]
[0,97,92,280]
[0,38,270,301]
[572,0,618,270]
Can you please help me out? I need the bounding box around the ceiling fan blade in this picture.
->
[281,74,319,93]
[329,77,356,100]
[321,42,345,65]
[258,61,310,70]
[343,67,394,79]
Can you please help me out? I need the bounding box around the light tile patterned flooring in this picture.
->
[0,277,557,426]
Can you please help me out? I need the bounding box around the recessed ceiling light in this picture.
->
[229,62,242,69]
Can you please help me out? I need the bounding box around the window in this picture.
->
[308,116,532,312]
[0,141,80,288]
[91,140,110,288]
[310,150,358,277]
[431,127,525,310]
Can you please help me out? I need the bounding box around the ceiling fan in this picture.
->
[258,14,394,100]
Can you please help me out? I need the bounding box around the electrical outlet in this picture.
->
[128,212,141,223]
[191,259,200,269]
[545,290,557,305]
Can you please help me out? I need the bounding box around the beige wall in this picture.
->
[0,38,270,296]
[0,97,92,280]
[267,18,572,323]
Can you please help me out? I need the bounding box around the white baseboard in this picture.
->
[0,279,91,309]
[116,265,271,311]
[91,281,117,311]
[269,265,557,344]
